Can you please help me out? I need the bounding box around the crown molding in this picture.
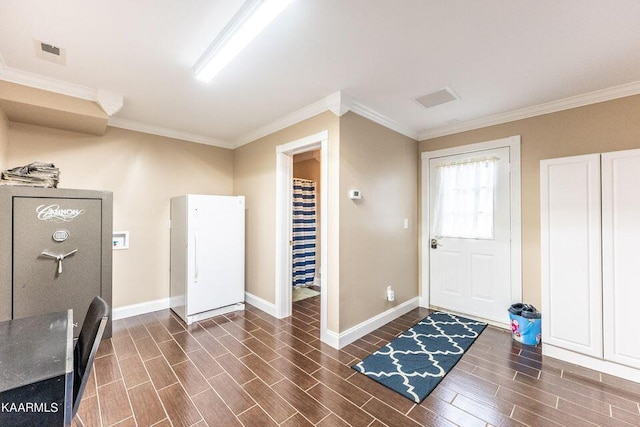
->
[0,57,233,148]
[0,53,97,101]
[327,91,353,116]
[418,80,640,141]
[233,91,344,148]
[0,55,122,117]
[350,99,418,140]
[7,50,638,149]
[96,89,124,116]
[234,90,419,147]
[108,117,234,149]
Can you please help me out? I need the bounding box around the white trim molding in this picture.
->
[5,49,640,152]
[327,91,353,117]
[275,131,330,344]
[329,297,420,349]
[96,89,124,116]
[236,94,342,147]
[420,136,522,321]
[349,98,418,140]
[418,80,640,141]
[112,297,171,320]
[0,53,97,101]
[235,91,418,147]
[108,117,234,149]
[244,292,277,317]
[543,344,640,384]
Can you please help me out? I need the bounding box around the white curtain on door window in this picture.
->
[433,158,497,239]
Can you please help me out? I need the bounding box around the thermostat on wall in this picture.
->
[349,189,362,200]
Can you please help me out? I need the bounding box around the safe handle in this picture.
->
[62,249,78,258]
[41,251,58,259]
[41,249,78,274]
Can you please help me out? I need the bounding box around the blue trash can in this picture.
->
[508,303,541,346]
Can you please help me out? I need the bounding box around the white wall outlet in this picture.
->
[386,285,395,302]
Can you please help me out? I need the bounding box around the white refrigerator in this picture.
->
[170,194,245,324]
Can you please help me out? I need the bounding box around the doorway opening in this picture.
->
[275,131,328,343]
[292,149,322,303]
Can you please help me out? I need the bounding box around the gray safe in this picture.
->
[0,187,113,338]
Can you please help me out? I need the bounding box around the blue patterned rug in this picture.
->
[352,312,486,403]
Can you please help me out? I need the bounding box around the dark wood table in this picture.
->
[0,310,73,426]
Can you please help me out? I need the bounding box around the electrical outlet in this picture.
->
[386,285,395,302]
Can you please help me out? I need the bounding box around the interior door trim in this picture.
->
[420,135,522,325]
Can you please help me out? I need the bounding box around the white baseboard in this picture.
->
[328,297,420,349]
[112,297,170,320]
[543,344,640,384]
[183,303,245,325]
[419,296,429,309]
[324,329,340,349]
[244,292,277,317]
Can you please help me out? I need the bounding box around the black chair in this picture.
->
[72,296,109,419]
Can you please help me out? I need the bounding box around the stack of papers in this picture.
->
[1,162,60,188]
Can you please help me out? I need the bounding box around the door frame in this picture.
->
[420,136,522,323]
[275,130,328,340]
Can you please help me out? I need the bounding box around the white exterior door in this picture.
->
[428,146,512,324]
[602,149,640,369]
[540,154,602,358]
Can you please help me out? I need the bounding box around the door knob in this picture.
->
[430,238,442,249]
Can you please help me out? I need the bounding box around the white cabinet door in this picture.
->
[541,154,602,357]
[602,149,640,369]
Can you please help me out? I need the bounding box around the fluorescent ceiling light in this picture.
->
[194,0,294,82]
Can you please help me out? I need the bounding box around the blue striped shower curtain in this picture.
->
[292,178,316,287]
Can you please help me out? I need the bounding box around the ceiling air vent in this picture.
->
[40,43,60,56]
[34,39,66,65]
[415,87,460,109]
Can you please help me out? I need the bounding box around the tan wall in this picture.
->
[233,111,341,331]
[6,123,234,308]
[0,110,7,170]
[293,154,321,273]
[339,112,419,331]
[419,94,640,310]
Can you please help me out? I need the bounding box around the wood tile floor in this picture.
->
[75,296,640,427]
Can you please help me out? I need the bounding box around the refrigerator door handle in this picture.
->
[194,231,199,283]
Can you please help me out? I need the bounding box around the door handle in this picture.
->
[430,238,443,249]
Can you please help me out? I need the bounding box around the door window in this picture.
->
[432,157,496,239]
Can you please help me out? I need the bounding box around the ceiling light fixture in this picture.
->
[193,0,294,83]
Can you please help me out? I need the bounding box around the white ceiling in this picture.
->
[1,0,640,147]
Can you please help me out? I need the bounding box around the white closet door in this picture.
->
[602,149,640,369]
[541,154,602,357]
